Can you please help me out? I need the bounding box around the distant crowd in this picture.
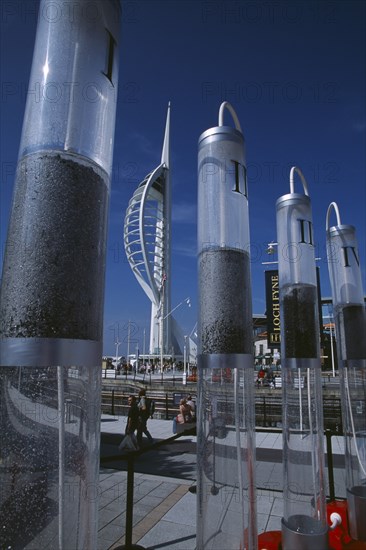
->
[115,361,186,375]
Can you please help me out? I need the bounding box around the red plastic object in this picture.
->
[258,530,282,550]
[257,501,366,550]
[327,499,366,549]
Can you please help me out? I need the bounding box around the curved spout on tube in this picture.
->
[289,166,309,195]
[326,201,342,230]
[218,101,242,132]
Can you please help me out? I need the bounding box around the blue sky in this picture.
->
[1,0,365,357]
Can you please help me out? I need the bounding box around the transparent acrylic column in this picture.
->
[0,365,101,548]
[326,203,366,541]
[197,102,257,550]
[276,168,328,549]
[0,1,120,547]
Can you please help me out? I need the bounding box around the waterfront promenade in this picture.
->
[98,414,345,550]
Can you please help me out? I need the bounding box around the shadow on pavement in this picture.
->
[100,433,196,480]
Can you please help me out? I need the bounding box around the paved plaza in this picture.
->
[98,415,345,549]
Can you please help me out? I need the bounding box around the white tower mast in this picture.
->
[124,104,172,359]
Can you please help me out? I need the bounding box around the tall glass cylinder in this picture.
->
[197,102,257,550]
[326,204,366,541]
[0,1,121,548]
[276,168,328,549]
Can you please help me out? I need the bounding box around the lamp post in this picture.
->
[329,319,335,377]
[135,344,139,374]
[159,315,163,379]
[262,241,279,265]
[323,308,336,378]
[183,335,188,385]
[157,297,191,381]
[143,328,146,364]
[127,320,131,368]
[115,338,121,369]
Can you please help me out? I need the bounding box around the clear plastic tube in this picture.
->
[276,168,328,549]
[197,103,257,550]
[326,205,366,541]
[0,1,120,548]
[18,0,119,174]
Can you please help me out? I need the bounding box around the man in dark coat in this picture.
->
[119,395,139,451]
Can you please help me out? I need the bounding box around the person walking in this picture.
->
[137,389,153,446]
[118,395,139,451]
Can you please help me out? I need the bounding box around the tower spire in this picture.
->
[161,101,171,168]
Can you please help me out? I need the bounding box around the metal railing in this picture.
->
[102,368,195,386]
[101,388,343,431]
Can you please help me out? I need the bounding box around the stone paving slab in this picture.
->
[98,416,347,549]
